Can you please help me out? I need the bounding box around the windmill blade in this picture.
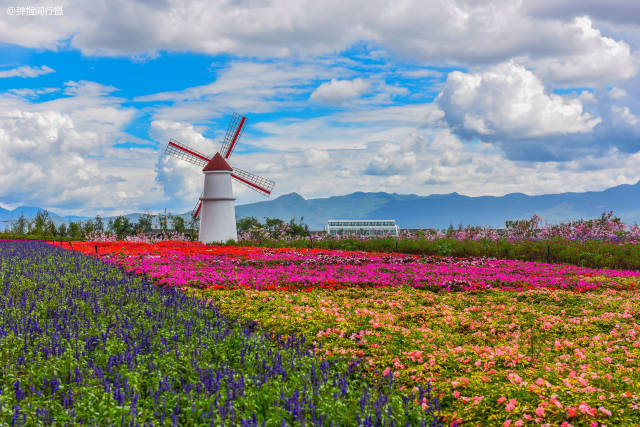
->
[231,167,275,197]
[219,113,247,159]
[166,138,211,168]
[191,194,203,219]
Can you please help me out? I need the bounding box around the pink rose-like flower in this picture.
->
[382,367,391,376]
[599,406,612,416]
[497,396,507,404]
[505,399,517,412]
[503,420,511,427]
[514,420,524,427]
[535,406,545,417]
[578,403,591,414]
[507,373,523,384]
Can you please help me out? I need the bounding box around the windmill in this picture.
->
[164,113,275,243]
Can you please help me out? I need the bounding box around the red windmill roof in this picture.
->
[203,152,233,172]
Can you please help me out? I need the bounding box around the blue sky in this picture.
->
[0,1,639,216]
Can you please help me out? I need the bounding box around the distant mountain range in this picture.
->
[3,180,640,231]
[236,180,640,229]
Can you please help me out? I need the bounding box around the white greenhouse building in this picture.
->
[325,220,399,237]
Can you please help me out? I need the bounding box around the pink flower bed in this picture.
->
[73,241,640,292]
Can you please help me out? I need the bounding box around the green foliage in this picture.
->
[1,210,193,241]
[264,217,285,238]
[237,216,261,233]
[235,236,640,271]
[10,213,28,235]
[287,216,310,238]
[108,216,133,239]
[135,213,154,233]
[68,221,83,239]
[94,214,104,232]
[236,216,310,240]
[30,210,51,235]
[170,214,186,233]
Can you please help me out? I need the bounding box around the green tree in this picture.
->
[31,210,51,236]
[264,217,285,238]
[82,218,96,237]
[237,216,262,233]
[135,213,154,234]
[286,217,309,238]
[68,221,82,239]
[170,214,186,233]
[110,216,133,239]
[10,214,28,235]
[94,214,104,232]
[45,219,57,237]
[57,223,68,237]
[187,215,199,240]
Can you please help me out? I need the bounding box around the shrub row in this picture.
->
[232,237,640,271]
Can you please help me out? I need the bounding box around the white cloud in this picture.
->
[140,98,640,207]
[1,1,637,87]
[523,0,640,26]
[0,83,169,215]
[0,65,54,78]
[309,78,370,104]
[137,60,345,123]
[364,143,416,176]
[438,61,601,141]
[612,106,639,125]
[151,120,220,208]
[285,148,331,168]
[8,87,59,98]
[63,80,118,97]
[608,87,627,99]
[401,69,443,79]
[230,123,640,204]
[524,17,639,86]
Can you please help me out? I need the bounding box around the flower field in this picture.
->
[0,240,436,425]
[61,240,640,425]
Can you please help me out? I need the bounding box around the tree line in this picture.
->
[1,210,197,240]
[1,210,310,241]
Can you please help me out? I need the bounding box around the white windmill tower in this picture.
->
[164,113,275,243]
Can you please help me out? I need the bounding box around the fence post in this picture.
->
[546,245,550,263]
